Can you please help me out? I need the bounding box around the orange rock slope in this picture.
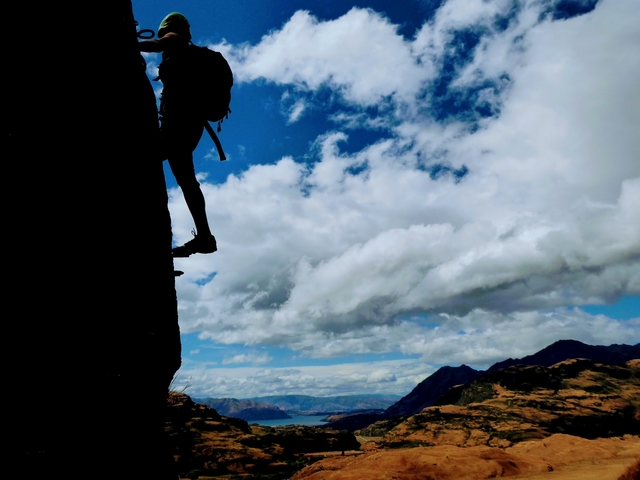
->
[292,359,640,480]
[289,434,640,480]
[370,359,640,449]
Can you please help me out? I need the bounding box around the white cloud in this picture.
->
[140,51,160,78]
[217,8,426,106]
[140,52,162,101]
[412,0,518,67]
[281,307,639,362]
[205,146,230,162]
[281,91,308,123]
[177,359,434,398]
[222,352,273,366]
[328,111,388,130]
[174,307,638,398]
[170,0,640,367]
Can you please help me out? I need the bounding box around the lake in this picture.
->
[250,414,329,427]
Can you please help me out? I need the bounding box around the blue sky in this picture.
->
[133,0,639,398]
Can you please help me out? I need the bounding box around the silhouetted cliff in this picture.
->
[385,365,482,417]
[487,339,640,372]
[7,2,180,479]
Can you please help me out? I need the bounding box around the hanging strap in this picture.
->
[137,29,155,39]
[204,122,227,161]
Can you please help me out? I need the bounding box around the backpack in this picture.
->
[157,43,233,159]
[186,44,233,126]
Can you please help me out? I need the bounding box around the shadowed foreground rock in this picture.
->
[7,2,180,479]
[618,459,640,480]
[165,393,360,479]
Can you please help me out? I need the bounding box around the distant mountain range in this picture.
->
[194,394,401,421]
[196,398,291,421]
[195,340,638,424]
[486,339,640,373]
[248,394,402,414]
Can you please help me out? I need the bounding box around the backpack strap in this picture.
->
[204,122,227,161]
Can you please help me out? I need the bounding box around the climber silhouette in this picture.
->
[139,12,217,257]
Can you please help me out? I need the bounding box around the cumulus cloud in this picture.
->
[175,308,637,397]
[218,8,425,106]
[171,0,639,371]
[280,307,639,362]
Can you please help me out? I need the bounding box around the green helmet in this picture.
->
[158,12,192,40]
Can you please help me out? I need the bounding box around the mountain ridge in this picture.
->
[194,397,291,421]
[195,394,402,420]
[383,339,640,419]
[193,340,639,426]
[366,358,640,446]
[487,339,640,372]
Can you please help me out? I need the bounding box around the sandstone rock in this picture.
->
[290,435,640,480]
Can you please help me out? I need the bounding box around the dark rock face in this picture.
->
[618,459,640,480]
[385,365,482,417]
[322,412,387,432]
[487,339,640,372]
[166,393,359,479]
[255,426,360,455]
[8,2,180,479]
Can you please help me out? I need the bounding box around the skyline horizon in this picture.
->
[133,0,639,399]
[178,335,640,399]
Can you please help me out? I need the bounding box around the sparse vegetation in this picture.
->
[166,393,360,479]
[167,358,639,479]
